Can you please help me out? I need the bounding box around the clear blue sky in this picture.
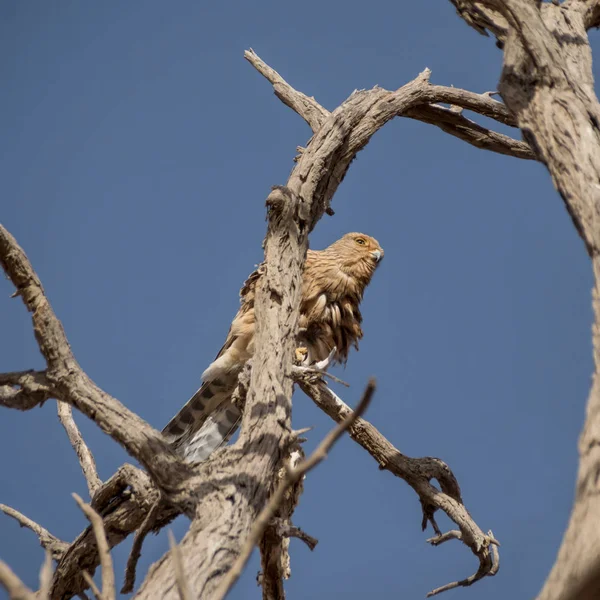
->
[1,2,596,599]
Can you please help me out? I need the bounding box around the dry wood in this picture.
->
[39,551,53,600]
[0,504,68,560]
[0,560,35,600]
[57,402,102,497]
[121,500,163,593]
[0,224,192,499]
[72,494,115,600]
[448,2,600,599]
[0,370,52,410]
[258,446,306,599]
[294,372,498,596]
[214,379,376,600]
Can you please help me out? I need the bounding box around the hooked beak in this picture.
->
[370,250,382,263]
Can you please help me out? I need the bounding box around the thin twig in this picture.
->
[214,378,376,600]
[121,500,162,593]
[0,503,67,559]
[73,493,115,600]
[82,572,102,600]
[39,550,53,599]
[0,559,35,599]
[292,365,350,387]
[58,401,102,497]
[277,522,318,551]
[168,531,192,600]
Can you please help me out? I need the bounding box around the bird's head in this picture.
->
[328,232,384,282]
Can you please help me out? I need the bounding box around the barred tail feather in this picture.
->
[178,401,242,463]
[162,373,235,439]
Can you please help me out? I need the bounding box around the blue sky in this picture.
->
[0,2,597,599]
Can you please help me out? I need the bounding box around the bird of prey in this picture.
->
[162,232,384,463]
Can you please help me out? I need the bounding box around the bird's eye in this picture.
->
[355,238,366,245]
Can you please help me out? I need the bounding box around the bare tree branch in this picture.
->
[448,0,509,41]
[294,372,498,596]
[0,559,35,600]
[81,572,102,600]
[245,48,329,132]
[51,465,168,600]
[57,402,102,498]
[0,504,68,560]
[214,378,376,600]
[0,370,52,410]
[245,49,532,161]
[72,494,115,600]
[405,104,536,160]
[0,224,192,498]
[427,530,500,597]
[39,550,53,600]
[121,499,162,593]
[276,522,318,551]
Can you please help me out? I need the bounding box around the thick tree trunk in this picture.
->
[451,2,600,598]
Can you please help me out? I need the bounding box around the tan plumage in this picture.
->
[163,232,384,462]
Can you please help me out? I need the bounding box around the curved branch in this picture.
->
[50,464,171,600]
[245,49,529,163]
[0,370,52,410]
[0,225,193,497]
[405,104,535,160]
[295,373,498,597]
[0,560,35,600]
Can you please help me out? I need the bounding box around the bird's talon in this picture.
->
[314,347,336,371]
[294,347,309,365]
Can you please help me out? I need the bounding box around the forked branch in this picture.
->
[0,224,192,498]
[245,48,534,162]
[294,370,498,597]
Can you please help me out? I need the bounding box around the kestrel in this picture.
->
[162,232,384,462]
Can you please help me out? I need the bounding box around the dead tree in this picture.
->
[1,1,600,598]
